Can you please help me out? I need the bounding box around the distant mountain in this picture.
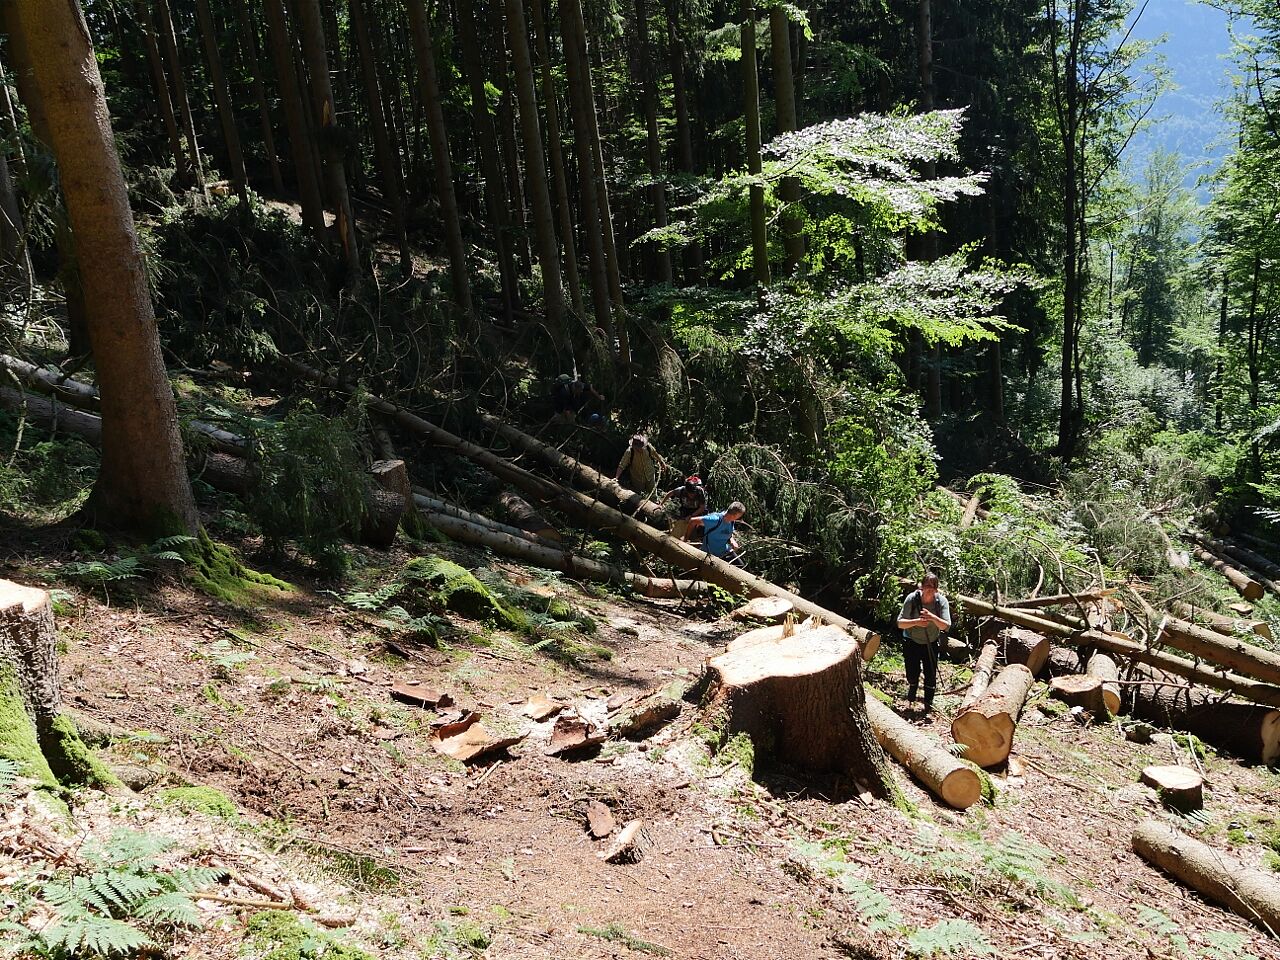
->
[1127,0,1236,192]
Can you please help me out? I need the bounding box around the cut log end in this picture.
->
[1048,675,1110,717]
[865,696,981,810]
[732,596,793,623]
[950,663,1034,768]
[998,626,1050,676]
[1140,765,1203,812]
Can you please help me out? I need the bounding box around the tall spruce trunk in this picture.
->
[194,0,249,208]
[529,0,585,320]
[740,0,770,287]
[505,0,569,355]
[234,2,286,195]
[132,0,187,186]
[13,0,199,534]
[263,0,326,233]
[348,0,411,273]
[770,7,804,274]
[665,0,699,276]
[634,0,672,283]
[153,0,205,194]
[406,0,475,322]
[295,0,361,274]
[456,0,519,321]
[916,0,942,420]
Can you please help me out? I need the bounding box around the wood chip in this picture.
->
[585,800,616,839]
[520,694,565,721]
[429,714,526,763]
[390,681,454,709]
[544,714,607,756]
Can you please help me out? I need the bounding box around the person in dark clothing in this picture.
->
[551,374,603,423]
[896,572,952,714]
[659,475,708,538]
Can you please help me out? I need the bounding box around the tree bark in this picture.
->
[634,0,672,283]
[1083,650,1121,715]
[1132,820,1280,932]
[1154,616,1280,688]
[770,7,803,274]
[1047,674,1108,715]
[864,696,981,810]
[153,0,205,193]
[950,664,1034,768]
[1169,601,1272,641]
[348,0,411,273]
[13,0,199,535]
[1139,766,1203,813]
[1191,545,1267,601]
[263,0,326,233]
[505,0,568,354]
[295,0,360,274]
[234,2,286,195]
[700,626,892,794]
[998,627,1050,676]
[194,0,250,208]
[961,639,998,709]
[740,0,770,287]
[132,0,187,184]
[406,0,475,321]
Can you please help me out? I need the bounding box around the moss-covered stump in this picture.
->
[185,531,292,604]
[399,557,526,629]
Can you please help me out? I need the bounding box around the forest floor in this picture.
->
[3,533,1280,960]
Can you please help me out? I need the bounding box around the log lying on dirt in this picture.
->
[1169,601,1272,641]
[1127,666,1280,765]
[950,664,1035,768]
[1190,546,1264,601]
[1042,645,1084,679]
[1083,650,1122,716]
[953,593,1280,710]
[864,696,982,810]
[413,489,557,546]
[699,626,892,788]
[1048,675,1110,716]
[1154,616,1280,688]
[961,640,998,710]
[998,627,1050,675]
[1132,820,1280,933]
[1140,765,1203,812]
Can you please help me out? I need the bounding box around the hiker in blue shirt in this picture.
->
[686,501,745,560]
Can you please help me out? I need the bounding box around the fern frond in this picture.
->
[41,914,154,956]
[134,891,201,926]
[906,919,993,957]
[149,535,197,551]
[165,865,221,892]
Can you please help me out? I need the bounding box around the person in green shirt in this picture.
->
[896,572,951,714]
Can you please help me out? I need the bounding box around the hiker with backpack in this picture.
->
[686,501,746,563]
[551,374,604,423]
[659,475,708,539]
[615,433,668,496]
[896,572,952,715]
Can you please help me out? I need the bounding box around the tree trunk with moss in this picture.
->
[1,580,116,790]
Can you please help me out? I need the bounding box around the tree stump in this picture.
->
[1048,675,1110,716]
[700,625,891,792]
[998,627,1049,676]
[1083,650,1122,715]
[731,596,793,623]
[1140,765,1203,812]
[950,664,1034,768]
[864,696,981,809]
[1132,820,1280,932]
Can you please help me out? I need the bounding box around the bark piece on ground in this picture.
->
[429,713,525,762]
[999,627,1050,675]
[389,681,454,710]
[950,664,1035,768]
[1132,819,1280,932]
[585,800,616,838]
[731,596,793,623]
[609,695,680,739]
[1048,675,1110,717]
[600,819,650,863]
[864,696,981,810]
[1140,765,1204,812]
[544,713,607,756]
[521,694,565,721]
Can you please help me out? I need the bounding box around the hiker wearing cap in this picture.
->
[615,434,668,495]
[551,374,603,422]
[659,475,708,539]
[687,501,745,560]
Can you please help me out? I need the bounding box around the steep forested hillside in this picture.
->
[1,0,1279,957]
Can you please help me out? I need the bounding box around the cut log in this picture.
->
[864,696,982,810]
[1127,665,1280,765]
[413,489,558,546]
[1169,601,1272,641]
[960,493,981,529]
[1235,531,1280,560]
[498,490,562,541]
[732,596,793,623]
[1042,646,1084,679]
[961,640,998,709]
[1216,538,1280,583]
[1148,518,1190,571]
[1132,819,1280,932]
[1048,675,1109,716]
[360,485,406,549]
[950,593,1280,710]
[950,664,1035,768]
[1004,589,1115,609]
[1155,616,1280,687]
[1083,651,1122,715]
[699,626,891,790]
[1191,546,1264,601]
[1139,765,1203,812]
[997,627,1050,675]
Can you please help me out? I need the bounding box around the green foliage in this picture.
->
[906,920,993,958]
[421,917,493,958]
[0,411,97,522]
[61,535,197,599]
[903,827,1080,908]
[245,910,375,960]
[577,923,671,956]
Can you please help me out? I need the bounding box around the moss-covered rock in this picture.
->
[158,784,239,819]
[401,557,526,629]
[186,531,291,604]
[39,714,121,789]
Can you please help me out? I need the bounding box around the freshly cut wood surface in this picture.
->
[1083,650,1121,715]
[865,696,981,810]
[1191,546,1264,601]
[998,626,1050,675]
[1140,765,1203,812]
[1048,675,1109,716]
[732,596,793,623]
[950,664,1034,768]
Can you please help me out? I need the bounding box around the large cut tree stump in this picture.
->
[950,664,1035,768]
[864,696,981,810]
[700,626,891,792]
[1048,675,1110,717]
[1140,765,1203,812]
[1128,666,1280,765]
[998,627,1049,675]
[1133,820,1280,932]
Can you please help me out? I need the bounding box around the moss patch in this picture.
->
[0,665,59,794]
[39,714,120,789]
[401,557,525,629]
[185,530,291,604]
[246,911,375,960]
[158,785,239,819]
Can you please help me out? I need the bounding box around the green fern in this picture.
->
[203,638,256,679]
[907,919,993,958]
[0,757,18,798]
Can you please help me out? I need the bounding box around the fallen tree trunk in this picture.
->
[1127,665,1280,765]
[499,490,562,541]
[1215,538,1280,584]
[936,486,990,521]
[699,626,892,793]
[413,489,558,546]
[1083,650,1121,715]
[1154,616,1280,688]
[950,664,1034,768]
[864,696,982,810]
[961,640,998,709]
[1190,546,1264,601]
[1170,601,1272,641]
[1132,820,1280,933]
[1005,589,1115,609]
[952,593,1280,710]
[1234,531,1280,560]
[998,627,1050,675]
